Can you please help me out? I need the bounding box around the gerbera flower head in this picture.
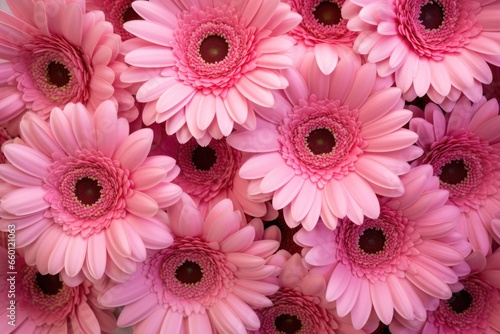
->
[287,0,361,75]
[295,165,471,329]
[0,101,182,283]
[100,195,282,334]
[422,252,500,333]
[121,0,302,143]
[253,253,363,334]
[0,247,116,333]
[410,96,500,254]
[343,0,500,109]
[228,59,422,230]
[149,127,269,220]
[0,0,136,125]
[87,0,145,41]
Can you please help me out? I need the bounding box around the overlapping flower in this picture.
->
[0,0,499,333]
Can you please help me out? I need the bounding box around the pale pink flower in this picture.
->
[252,253,364,334]
[228,59,422,230]
[100,195,281,334]
[410,96,500,255]
[0,0,137,126]
[148,124,269,220]
[0,247,117,334]
[287,0,361,75]
[87,0,145,41]
[343,0,500,110]
[0,101,182,284]
[295,165,471,329]
[120,0,301,144]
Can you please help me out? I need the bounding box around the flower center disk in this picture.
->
[275,314,302,334]
[199,35,229,64]
[313,1,342,26]
[358,227,386,254]
[306,128,336,155]
[74,177,103,206]
[47,61,71,88]
[192,145,217,171]
[447,289,473,314]
[419,1,444,30]
[175,260,203,285]
[439,159,468,185]
[36,273,63,296]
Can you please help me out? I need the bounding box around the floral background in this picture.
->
[0,0,499,333]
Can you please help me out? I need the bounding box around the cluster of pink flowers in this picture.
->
[0,0,499,333]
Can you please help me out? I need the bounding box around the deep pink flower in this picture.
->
[287,0,361,75]
[120,0,301,144]
[100,195,281,334]
[295,165,471,329]
[410,96,500,255]
[228,59,421,230]
[0,247,117,334]
[0,0,137,126]
[149,125,269,220]
[0,101,182,284]
[252,253,364,334]
[343,0,500,110]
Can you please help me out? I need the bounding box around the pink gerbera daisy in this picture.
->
[343,0,500,110]
[87,0,145,41]
[287,0,361,75]
[295,165,471,329]
[120,0,302,144]
[410,96,500,255]
[0,101,182,284]
[0,0,137,126]
[253,253,364,334]
[148,124,269,220]
[100,195,281,334]
[228,59,421,230]
[420,252,500,333]
[0,247,116,334]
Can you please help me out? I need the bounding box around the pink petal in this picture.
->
[64,235,88,277]
[1,187,48,216]
[227,128,280,153]
[156,82,196,113]
[159,310,183,333]
[235,75,274,107]
[3,144,51,178]
[224,87,250,124]
[315,43,339,75]
[370,281,394,324]
[125,192,158,217]
[114,128,153,171]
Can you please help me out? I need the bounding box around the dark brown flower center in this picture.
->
[439,159,468,185]
[192,145,217,171]
[75,177,103,206]
[275,314,302,334]
[175,260,203,285]
[306,128,336,155]
[447,289,473,314]
[36,273,63,296]
[122,6,142,22]
[47,61,71,87]
[359,228,386,254]
[419,1,444,30]
[199,35,229,64]
[313,1,342,26]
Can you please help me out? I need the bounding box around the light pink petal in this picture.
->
[126,191,158,217]
[358,88,402,124]
[224,294,261,331]
[387,274,414,320]
[361,109,413,138]
[272,175,305,210]
[100,278,150,307]
[355,157,403,190]
[64,235,88,277]
[342,173,380,219]
[344,63,377,109]
[156,82,196,113]
[249,0,279,28]
[326,263,352,300]
[50,106,81,155]
[413,58,431,96]
[0,164,42,187]
[220,225,256,253]
[70,103,96,150]
[124,20,173,46]
[15,217,52,249]
[336,276,362,317]
[231,285,272,308]
[324,179,348,218]
[117,293,159,327]
[260,165,296,193]
[406,262,452,299]
[20,113,65,158]
[189,92,215,131]
[235,75,274,107]
[159,310,183,333]
[130,166,167,191]
[206,211,241,243]
[315,43,340,75]
[107,220,131,258]
[114,129,153,171]
[208,300,247,334]
[291,180,318,222]
[187,313,212,334]
[245,68,285,90]
[351,280,372,329]
[93,100,118,157]
[132,1,179,29]
[370,281,394,324]
[3,144,51,178]
[48,232,71,274]
[86,232,106,279]
[283,68,309,105]
[227,128,280,153]
[224,87,251,124]
[143,183,183,208]
[364,129,418,152]
[301,189,322,231]
[239,152,282,178]
[256,53,293,69]
[1,187,48,216]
